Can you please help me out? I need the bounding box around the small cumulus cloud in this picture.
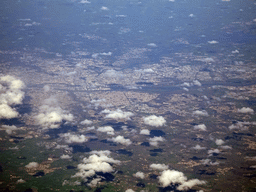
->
[147,43,157,47]
[181,82,191,87]
[232,50,239,54]
[16,179,26,184]
[60,133,88,143]
[90,98,112,109]
[237,107,254,114]
[60,154,72,159]
[55,144,73,152]
[181,80,201,87]
[125,189,135,192]
[208,40,219,44]
[102,69,123,78]
[72,151,120,184]
[101,6,109,11]
[215,139,225,146]
[193,80,202,86]
[80,119,93,125]
[194,124,207,131]
[143,115,166,127]
[228,121,256,131]
[79,0,91,3]
[140,129,150,135]
[183,87,189,91]
[149,136,165,147]
[0,104,19,119]
[102,109,134,120]
[135,68,154,73]
[133,171,145,179]
[100,52,112,56]
[158,169,206,190]
[197,57,215,63]
[200,159,219,166]
[192,144,206,150]
[35,96,74,129]
[90,150,111,156]
[193,110,209,117]
[150,163,169,171]
[0,125,18,135]
[0,75,25,119]
[43,85,50,92]
[25,162,39,169]
[97,126,115,135]
[108,135,132,146]
[208,149,220,156]
[221,145,232,150]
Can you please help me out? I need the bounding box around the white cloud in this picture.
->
[102,109,134,120]
[35,96,74,129]
[100,52,112,56]
[197,57,215,63]
[177,179,206,191]
[149,136,165,146]
[43,85,50,92]
[55,144,73,151]
[72,151,120,184]
[80,0,91,3]
[125,189,135,192]
[0,75,25,119]
[193,110,209,117]
[134,171,145,179]
[97,126,115,135]
[200,159,219,166]
[80,119,93,125]
[143,115,166,127]
[88,178,102,187]
[150,163,169,171]
[25,162,39,169]
[181,82,191,87]
[147,43,157,47]
[245,156,256,161]
[207,149,220,156]
[193,80,202,86]
[90,150,111,156]
[86,126,95,131]
[101,6,109,10]
[237,107,254,114]
[228,121,256,130]
[102,70,122,78]
[0,104,19,119]
[221,145,232,150]
[108,135,132,146]
[158,169,205,189]
[189,14,194,17]
[232,50,239,54]
[140,129,150,135]
[192,144,206,150]
[215,139,225,146]
[208,40,219,44]
[0,125,18,135]
[135,68,154,73]
[194,124,207,131]
[60,133,88,143]
[60,154,72,159]
[1,75,25,90]
[16,179,26,183]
